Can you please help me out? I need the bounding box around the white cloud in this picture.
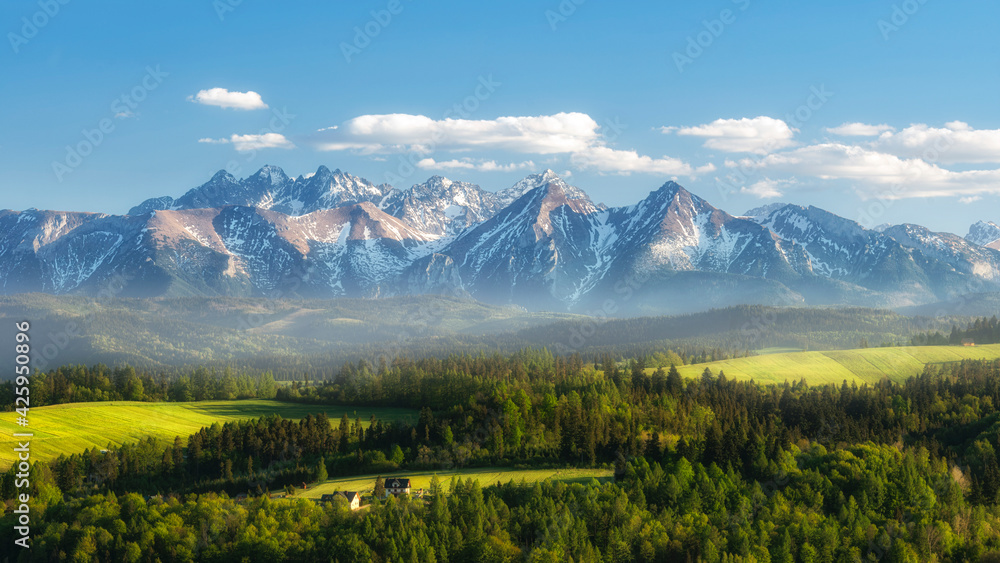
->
[741,178,794,199]
[960,196,982,204]
[188,88,269,110]
[873,122,1000,164]
[315,112,710,177]
[199,133,294,151]
[571,146,715,176]
[741,142,1000,199]
[825,122,895,136]
[317,112,601,154]
[416,158,537,172]
[230,133,294,151]
[671,116,797,154]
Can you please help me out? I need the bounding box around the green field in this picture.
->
[756,347,806,355]
[674,344,1000,385]
[0,400,417,468]
[298,467,614,501]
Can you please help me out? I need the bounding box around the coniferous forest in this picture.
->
[6,353,1000,560]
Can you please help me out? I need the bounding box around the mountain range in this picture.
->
[3,165,999,315]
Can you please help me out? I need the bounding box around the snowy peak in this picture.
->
[761,205,868,241]
[380,176,501,236]
[511,171,598,211]
[13,166,1000,310]
[496,170,595,209]
[248,164,290,187]
[885,223,1000,282]
[609,182,799,282]
[742,202,790,222]
[967,220,1000,249]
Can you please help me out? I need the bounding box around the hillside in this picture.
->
[2,295,976,375]
[0,294,580,373]
[0,400,417,468]
[674,343,1000,385]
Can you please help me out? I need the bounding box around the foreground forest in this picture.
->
[6,352,1000,560]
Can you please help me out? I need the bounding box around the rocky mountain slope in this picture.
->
[5,166,1000,314]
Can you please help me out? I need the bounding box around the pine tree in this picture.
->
[316,456,328,483]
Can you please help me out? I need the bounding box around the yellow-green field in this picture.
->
[674,344,1000,385]
[0,400,417,468]
[298,467,614,500]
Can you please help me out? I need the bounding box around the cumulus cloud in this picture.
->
[316,112,601,154]
[571,146,715,176]
[315,112,709,177]
[741,178,795,199]
[670,116,797,154]
[739,142,1000,199]
[416,158,537,172]
[873,122,1000,164]
[188,88,269,110]
[198,133,294,151]
[825,122,895,136]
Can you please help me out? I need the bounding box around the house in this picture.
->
[341,491,361,510]
[319,492,361,510]
[963,339,976,347]
[384,478,411,498]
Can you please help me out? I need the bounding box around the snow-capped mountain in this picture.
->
[406,173,602,306]
[129,165,392,217]
[967,220,1000,250]
[5,165,1000,313]
[379,176,505,237]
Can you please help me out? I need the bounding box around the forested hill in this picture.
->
[8,355,1000,559]
[0,294,967,377]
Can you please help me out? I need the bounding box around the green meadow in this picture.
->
[673,344,1000,385]
[298,467,615,500]
[0,400,417,468]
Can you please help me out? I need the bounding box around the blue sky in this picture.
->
[2,0,998,234]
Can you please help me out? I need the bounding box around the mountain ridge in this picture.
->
[6,165,1000,314]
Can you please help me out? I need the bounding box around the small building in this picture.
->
[341,491,361,510]
[963,339,976,347]
[384,478,411,498]
[319,492,361,510]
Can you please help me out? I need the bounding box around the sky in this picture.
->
[2,0,999,235]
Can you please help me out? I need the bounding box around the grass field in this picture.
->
[673,344,1000,385]
[298,467,614,500]
[757,347,806,355]
[0,400,417,468]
